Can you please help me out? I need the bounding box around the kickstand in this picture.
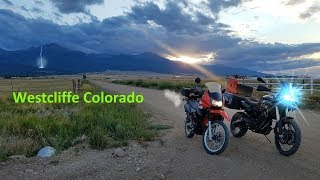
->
[264,135,271,143]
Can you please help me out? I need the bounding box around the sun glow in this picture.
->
[291,52,320,60]
[168,56,201,64]
[303,52,320,60]
[167,53,215,64]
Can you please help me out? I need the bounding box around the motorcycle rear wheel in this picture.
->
[202,120,229,155]
[275,118,301,156]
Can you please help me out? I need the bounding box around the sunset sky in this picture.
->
[1,0,320,75]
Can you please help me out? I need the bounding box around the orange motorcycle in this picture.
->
[181,77,230,155]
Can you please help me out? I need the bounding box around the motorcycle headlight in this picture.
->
[283,94,295,102]
[279,83,301,106]
[212,100,223,107]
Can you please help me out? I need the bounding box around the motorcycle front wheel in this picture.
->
[202,120,229,155]
[275,118,301,156]
[185,116,194,138]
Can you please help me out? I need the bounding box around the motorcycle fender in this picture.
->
[209,110,231,122]
[184,103,196,113]
[184,99,198,113]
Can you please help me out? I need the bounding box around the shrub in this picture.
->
[135,79,144,87]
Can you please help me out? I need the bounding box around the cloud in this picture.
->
[32,7,43,13]
[49,0,104,14]
[285,0,306,6]
[20,6,29,12]
[213,42,320,70]
[300,4,320,19]
[0,1,320,72]
[127,1,220,34]
[35,0,44,6]
[206,0,250,14]
[2,0,13,6]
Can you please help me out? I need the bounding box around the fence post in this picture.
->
[77,79,80,93]
[72,79,75,94]
[310,78,314,95]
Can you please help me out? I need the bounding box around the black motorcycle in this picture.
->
[226,77,301,156]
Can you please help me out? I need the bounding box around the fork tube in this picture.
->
[276,106,280,122]
[275,105,284,135]
[285,107,288,117]
[208,120,212,140]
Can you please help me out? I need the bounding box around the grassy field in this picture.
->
[111,78,227,91]
[0,78,162,161]
[111,78,320,111]
[0,79,74,95]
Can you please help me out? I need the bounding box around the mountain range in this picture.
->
[0,43,268,76]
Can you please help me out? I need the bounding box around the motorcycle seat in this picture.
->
[242,97,258,107]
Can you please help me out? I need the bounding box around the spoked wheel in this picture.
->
[202,120,229,155]
[275,118,301,156]
[230,112,248,137]
[185,115,194,138]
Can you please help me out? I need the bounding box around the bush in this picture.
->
[150,82,158,87]
[89,127,112,150]
[308,94,320,102]
[126,80,134,85]
[135,79,144,86]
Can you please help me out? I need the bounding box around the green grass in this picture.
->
[0,79,73,95]
[0,79,162,161]
[112,78,226,91]
[300,93,320,111]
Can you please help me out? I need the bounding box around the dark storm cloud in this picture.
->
[0,9,62,49]
[49,0,104,13]
[213,42,320,70]
[300,4,320,19]
[0,2,239,54]
[206,0,251,14]
[2,0,13,5]
[127,1,219,34]
[1,1,320,72]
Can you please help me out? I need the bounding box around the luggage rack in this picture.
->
[223,77,255,110]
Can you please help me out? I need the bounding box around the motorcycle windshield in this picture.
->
[205,82,221,93]
[205,82,222,101]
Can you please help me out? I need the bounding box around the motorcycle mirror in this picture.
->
[195,77,201,84]
[257,77,266,84]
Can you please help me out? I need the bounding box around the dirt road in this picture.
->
[93,81,320,179]
[1,81,319,179]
